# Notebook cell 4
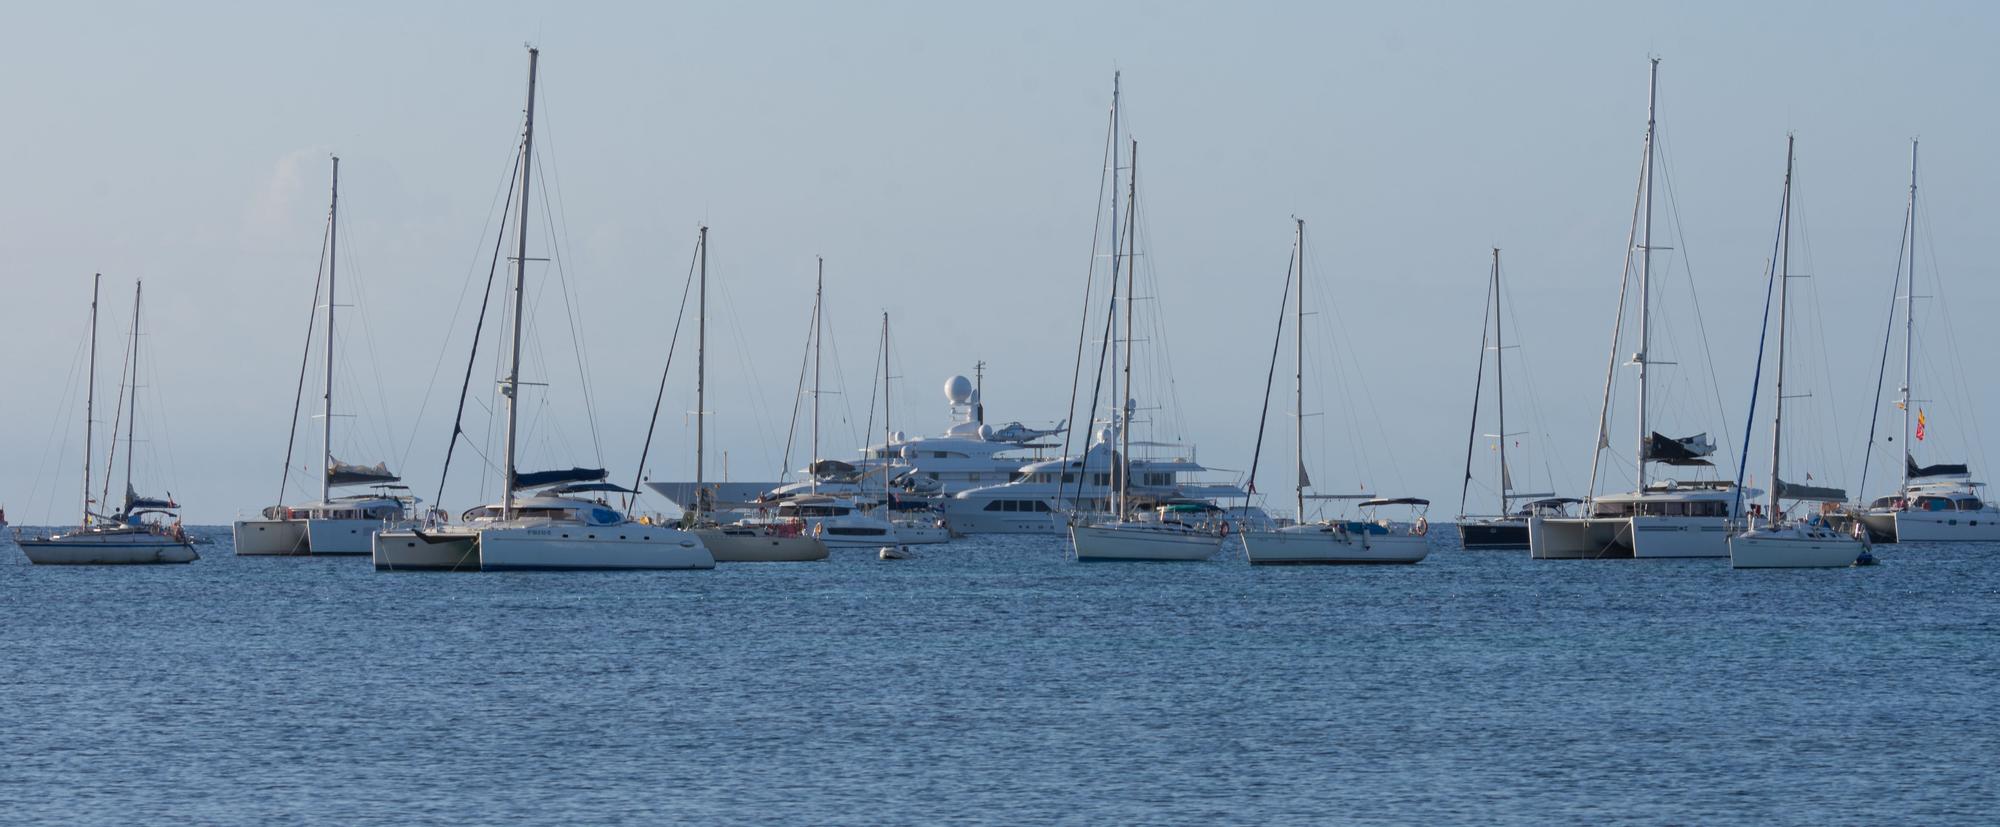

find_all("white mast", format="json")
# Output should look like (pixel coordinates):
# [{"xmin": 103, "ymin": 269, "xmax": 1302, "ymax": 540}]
[
  {"xmin": 1768, "ymin": 135, "xmax": 1795, "ymax": 526},
  {"xmin": 1294, "ymin": 218, "xmax": 1306, "ymax": 525},
  {"xmin": 1119, "ymin": 139, "xmax": 1137, "ymax": 520},
  {"xmin": 1492, "ymin": 247, "xmax": 1508, "ymax": 514},
  {"xmin": 882, "ymin": 312, "xmax": 892, "ymax": 510},
  {"xmin": 1900, "ymin": 139, "xmax": 1918, "ymax": 493},
  {"xmin": 122, "ymin": 281, "xmax": 142, "ymax": 516},
  {"xmin": 695, "ymin": 225, "xmax": 707, "ymax": 514},
  {"xmin": 1635, "ymin": 57, "xmax": 1660, "ymax": 491},
  {"xmin": 501, "ymin": 46, "xmax": 539, "ymax": 521},
  {"xmin": 811, "ymin": 259, "xmax": 823, "ymax": 496},
  {"xmin": 81, "ymin": 274, "xmax": 100, "ymax": 527},
  {"xmin": 321, "ymin": 155, "xmax": 339, "ymax": 506}
]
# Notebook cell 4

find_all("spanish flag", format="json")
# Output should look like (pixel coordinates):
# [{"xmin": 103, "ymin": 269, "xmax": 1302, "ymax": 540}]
[{"xmin": 1916, "ymin": 408, "xmax": 1928, "ymax": 441}]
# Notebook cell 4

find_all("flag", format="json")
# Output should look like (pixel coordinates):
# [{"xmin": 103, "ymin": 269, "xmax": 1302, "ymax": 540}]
[{"xmin": 1916, "ymin": 409, "xmax": 1928, "ymax": 441}]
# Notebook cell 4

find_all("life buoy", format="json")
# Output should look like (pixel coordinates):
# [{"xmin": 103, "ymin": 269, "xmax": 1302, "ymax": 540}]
[{"xmin": 1412, "ymin": 517, "xmax": 1429, "ymax": 537}]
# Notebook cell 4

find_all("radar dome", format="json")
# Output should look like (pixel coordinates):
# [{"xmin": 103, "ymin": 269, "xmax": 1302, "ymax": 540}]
[
  {"xmin": 944, "ymin": 375, "xmax": 974, "ymax": 404},
  {"xmin": 977, "ymin": 424, "xmax": 996, "ymax": 440}
]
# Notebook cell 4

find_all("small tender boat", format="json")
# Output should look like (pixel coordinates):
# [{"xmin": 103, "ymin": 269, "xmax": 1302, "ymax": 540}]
[{"xmin": 878, "ymin": 545, "xmax": 912, "ymax": 560}]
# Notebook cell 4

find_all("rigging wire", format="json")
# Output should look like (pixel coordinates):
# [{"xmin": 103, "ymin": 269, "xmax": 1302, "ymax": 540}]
[
  {"xmin": 432, "ymin": 145, "xmax": 523, "ymax": 513},
  {"xmin": 627, "ymin": 233, "xmax": 702, "ymax": 512}
]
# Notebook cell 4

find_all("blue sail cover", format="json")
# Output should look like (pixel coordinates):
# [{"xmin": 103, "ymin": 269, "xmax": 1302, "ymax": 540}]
[
  {"xmin": 125, "ymin": 484, "xmax": 178, "ymax": 510},
  {"xmin": 513, "ymin": 467, "xmax": 608, "ymax": 490},
  {"xmin": 328, "ymin": 458, "xmax": 400, "ymax": 487}
]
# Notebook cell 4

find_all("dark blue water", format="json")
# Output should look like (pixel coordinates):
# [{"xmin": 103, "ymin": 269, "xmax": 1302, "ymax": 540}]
[{"xmin": 2, "ymin": 529, "xmax": 1993, "ymax": 825}]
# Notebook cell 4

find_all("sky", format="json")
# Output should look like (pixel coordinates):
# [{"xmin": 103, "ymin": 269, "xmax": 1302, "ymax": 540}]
[{"xmin": 4, "ymin": 0, "xmax": 1999, "ymax": 524}]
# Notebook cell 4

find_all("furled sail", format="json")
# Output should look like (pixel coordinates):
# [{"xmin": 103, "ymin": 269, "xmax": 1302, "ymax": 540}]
[
  {"xmin": 512, "ymin": 467, "xmax": 607, "ymax": 490},
  {"xmin": 328, "ymin": 458, "xmax": 400, "ymax": 487},
  {"xmin": 1644, "ymin": 432, "xmax": 1716, "ymax": 466},
  {"xmin": 1907, "ymin": 453, "xmax": 1970, "ymax": 480},
  {"xmin": 124, "ymin": 483, "xmax": 179, "ymax": 511},
  {"xmin": 1775, "ymin": 477, "xmax": 1846, "ymax": 503}
]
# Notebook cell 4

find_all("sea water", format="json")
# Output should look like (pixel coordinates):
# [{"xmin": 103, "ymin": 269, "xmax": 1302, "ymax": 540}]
[{"xmin": 1, "ymin": 529, "xmax": 1992, "ymax": 824}]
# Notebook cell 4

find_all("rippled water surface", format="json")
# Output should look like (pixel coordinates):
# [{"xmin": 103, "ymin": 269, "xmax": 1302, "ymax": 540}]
[{"xmin": 2, "ymin": 529, "xmax": 1994, "ymax": 824}]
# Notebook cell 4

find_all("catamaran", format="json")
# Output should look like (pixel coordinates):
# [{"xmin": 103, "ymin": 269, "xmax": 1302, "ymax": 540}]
[
  {"xmin": 1727, "ymin": 136, "xmax": 1868, "ymax": 568},
  {"xmin": 1850, "ymin": 139, "xmax": 2000, "ymax": 543},
  {"xmin": 1238, "ymin": 219, "xmax": 1429, "ymax": 565},
  {"xmin": 371, "ymin": 47, "xmax": 711, "ymax": 572},
  {"xmin": 19, "ymin": 277, "xmax": 197, "ymax": 565},
  {"xmin": 234, "ymin": 157, "xmax": 415, "ymax": 556},
  {"xmin": 1528, "ymin": 59, "xmax": 1751, "ymax": 560}
]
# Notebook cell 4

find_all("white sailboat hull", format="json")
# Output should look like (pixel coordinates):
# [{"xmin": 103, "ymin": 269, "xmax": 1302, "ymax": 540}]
[
  {"xmin": 1069, "ymin": 523, "xmax": 1221, "ymax": 561},
  {"xmin": 476, "ymin": 525, "xmax": 715, "ymax": 571},
  {"xmin": 232, "ymin": 519, "xmax": 310, "ymax": 555},
  {"xmin": 1729, "ymin": 532, "xmax": 1865, "ymax": 569},
  {"xmin": 1241, "ymin": 526, "xmax": 1428, "ymax": 564},
  {"xmin": 1529, "ymin": 515, "xmax": 1731, "ymax": 559},
  {"xmin": 373, "ymin": 529, "xmax": 480, "ymax": 572},
  {"xmin": 1890, "ymin": 509, "xmax": 2000, "ymax": 543},
  {"xmin": 20, "ymin": 535, "xmax": 198, "ymax": 565},
  {"xmin": 891, "ymin": 523, "xmax": 952, "ymax": 545},
  {"xmin": 304, "ymin": 518, "xmax": 383, "ymax": 555},
  {"xmin": 694, "ymin": 528, "xmax": 829, "ymax": 562}
]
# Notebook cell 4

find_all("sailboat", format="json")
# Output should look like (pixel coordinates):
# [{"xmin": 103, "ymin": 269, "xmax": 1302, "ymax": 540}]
[
  {"xmin": 1852, "ymin": 139, "xmax": 2000, "ymax": 543},
  {"xmin": 1066, "ymin": 85, "xmax": 1223, "ymax": 562},
  {"xmin": 235, "ymin": 156, "xmax": 415, "ymax": 556},
  {"xmin": 738, "ymin": 260, "xmax": 897, "ymax": 549},
  {"xmin": 371, "ymin": 47, "xmax": 712, "ymax": 572},
  {"xmin": 1528, "ymin": 59, "xmax": 1751, "ymax": 560},
  {"xmin": 1728, "ymin": 136, "xmax": 1867, "ymax": 569},
  {"xmin": 1239, "ymin": 219, "xmax": 1429, "ymax": 565},
  {"xmin": 19, "ymin": 277, "xmax": 197, "ymax": 565},
  {"xmin": 677, "ymin": 226, "xmax": 828, "ymax": 562},
  {"xmin": 872, "ymin": 313, "xmax": 951, "ymax": 545},
  {"xmin": 1455, "ymin": 247, "xmax": 1576, "ymax": 549}
]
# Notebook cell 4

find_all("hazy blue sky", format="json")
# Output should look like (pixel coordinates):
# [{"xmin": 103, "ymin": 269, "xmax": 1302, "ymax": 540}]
[{"xmin": 5, "ymin": 1, "xmax": 1998, "ymax": 523}]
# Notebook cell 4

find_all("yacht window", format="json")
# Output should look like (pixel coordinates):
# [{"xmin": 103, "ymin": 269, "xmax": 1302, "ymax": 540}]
[
  {"xmin": 1060, "ymin": 473, "xmax": 1075, "ymax": 483},
  {"xmin": 1957, "ymin": 497, "xmax": 1984, "ymax": 511},
  {"xmin": 933, "ymin": 452, "xmax": 948, "ymax": 459},
  {"xmin": 1033, "ymin": 501, "xmax": 1052, "ymax": 513},
  {"xmin": 984, "ymin": 501, "xmax": 1006, "ymax": 512}
]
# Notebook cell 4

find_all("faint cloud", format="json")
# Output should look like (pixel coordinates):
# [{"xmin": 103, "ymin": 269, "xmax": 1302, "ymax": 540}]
[{"xmin": 242, "ymin": 147, "xmax": 326, "ymax": 240}]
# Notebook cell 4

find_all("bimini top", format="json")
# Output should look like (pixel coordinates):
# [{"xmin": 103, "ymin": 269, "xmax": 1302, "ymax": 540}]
[
  {"xmin": 329, "ymin": 458, "xmax": 400, "ymax": 487},
  {"xmin": 1359, "ymin": 497, "xmax": 1430, "ymax": 508},
  {"xmin": 513, "ymin": 467, "xmax": 607, "ymax": 490}
]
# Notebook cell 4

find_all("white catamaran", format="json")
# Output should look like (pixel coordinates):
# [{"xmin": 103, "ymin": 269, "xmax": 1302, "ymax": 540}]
[
  {"xmin": 235, "ymin": 156, "xmax": 416, "ymax": 556},
  {"xmin": 1528, "ymin": 59, "xmax": 1751, "ymax": 560},
  {"xmin": 19, "ymin": 276, "xmax": 197, "ymax": 565},
  {"xmin": 372, "ymin": 47, "xmax": 712, "ymax": 572}
]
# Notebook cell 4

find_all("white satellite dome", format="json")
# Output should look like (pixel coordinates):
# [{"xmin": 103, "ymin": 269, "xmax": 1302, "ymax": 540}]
[
  {"xmin": 891, "ymin": 430, "xmax": 906, "ymax": 443},
  {"xmin": 944, "ymin": 375, "xmax": 974, "ymax": 404},
  {"xmin": 977, "ymin": 424, "xmax": 996, "ymax": 440}
]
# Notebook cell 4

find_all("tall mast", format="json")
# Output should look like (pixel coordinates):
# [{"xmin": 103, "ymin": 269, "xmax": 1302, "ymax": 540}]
[
  {"xmin": 1106, "ymin": 71, "xmax": 1121, "ymax": 517},
  {"xmin": 1769, "ymin": 135, "xmax": 1795, "ymax": 526},
  {"xmin": 81, "ymin": 274, "xmax": 100, "ymax": 527},
  {"xmin": 1635, "ymin": 57, "xmax": 1660, "ymax": 491},
  {"xmin": 501, "ymin": 46, "xmax": 539, "ymax": 520},
  {"xmin": 1119, "ymin": 139, "xmax": 1137, "ymax": 520},
  {"xmin": 321, "ymin": 155, "xmax": 339, "ymax": 506},
  {"xmin": 811, "ymin": 258, "xmax": 823, "ymax": 495},
  {"xmin": 882, "ymin": 312, "xmax": 892, "ymax": 509},
  {"xmin": 1492, "ymin": 247, "xmax": 1508, "ymax": 513},
  {"xmin": 123, "ymin": 281, "xmax": 142, "ymax": 515},
  {"xmin": 1295, "ymin": 218, "xmax": 1306, "ymax": 524},
  {"xmin": 1901, "ymin": 139, "xmax": 1918, "ymax": 492},
  {"xmin": 694, "ymin": 225, "xmax": 707, "ymax": 511}
]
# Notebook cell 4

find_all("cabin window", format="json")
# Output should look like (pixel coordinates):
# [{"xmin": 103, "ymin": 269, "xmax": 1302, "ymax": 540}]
[{"xmin": 1957, "ymin": 498, "xmax": 1983, "ymax": 511}]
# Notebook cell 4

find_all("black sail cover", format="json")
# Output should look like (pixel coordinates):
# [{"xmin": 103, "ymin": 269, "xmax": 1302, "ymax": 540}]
[
  {"xmin": 1907, "ymin": 453, "xmax": 1970, "ymax": 479},
  {"xmin": 512, "ymin": 467, "xmax": 608, "ymax": 490},
  {"xmin": 1645, "ymin": 432, "xmax": 1716, "ymax": 467},
  {"xmin": 328, "ymin": 458, "xmax": 400, "ymax": 487},
  {"xmin": 1775, "ymin": 477, "xmax": 1846, "ymax": 503}
]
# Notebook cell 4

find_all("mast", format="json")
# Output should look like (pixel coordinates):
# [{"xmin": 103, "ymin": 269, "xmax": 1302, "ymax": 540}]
[
  {"xmin": 882, "ymin": 312, "xmax": 892, "ymax": 510},
  {"xmin": 811, "ymin": 258, "xmax": 822, "ymax": 495},
  {"xmin": 1768, "ymin": 135, "xmax": 1795, "ymax": 526},
  {"xmin": 1635, "ymin": 57, "xmax": 1660, "ymax": 491},
  {"xmin": 123, "ymin": 282, "xmax": 142, "ymax": 516},
  {"xmin": 81, "ymin": 274, "xmax": 100, "ymax": 527},
  {"xmin": 695, "ymin": 225, "xmax": 707, "ymax": 513},
  {"xmin": 501, "ymin": 46, "xmax": 538, "ymax": 521},
  {"xmin": 1105, "ymin": 71, "xmax": 1120, "ymax": 517},
  {"xmin": 321, "ymin": 155, "xmax": 339, "ymax": 506},
  {"xmin": 1119, "ymin": 139, "xmax": 1137, "ymax": 520},
  {"xmin": 1492, "ymin": 247, "xmax": 1508, "ymax": 514},
  {"xmin": 1901, "ymin": 139, "xmax": 1918, "ymax": 492},
  {"xmin": 1295, "ymin": 218, "xmax": 1306, "ymax": 524}
]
